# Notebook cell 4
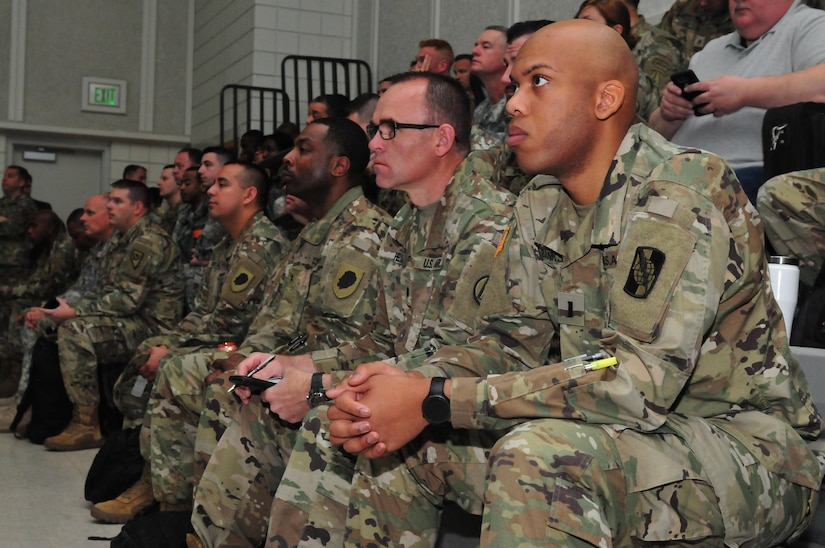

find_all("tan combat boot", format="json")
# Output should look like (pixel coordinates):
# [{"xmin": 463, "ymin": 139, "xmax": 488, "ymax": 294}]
[
  {"xmin": 43, "ymin": 404, "xmax": 103, "ymax": 451},
  {"xmin": 186, "ymin": 533, "xmax": 205, "ymax": 548},
  {"xmin": 91, "ymin": 464, "xmax": 155, "ymax": 523}
]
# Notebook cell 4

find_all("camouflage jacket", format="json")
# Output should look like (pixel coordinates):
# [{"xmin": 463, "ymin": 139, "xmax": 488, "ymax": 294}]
[
  {"xmin": 61, "ymin": 239, "xmax": 110, "ymax": 305},
  {"xmin": 658, "ymin": 0, "xmax": 733, "ymax": 61},
  {"xmin": 171, "ymin": 200, "xmax": 210, "ymax": 261},
  {"xmin": 238, "ymin": 186, "xmax": 389, "ymax": 356},
  {"xmin": 632, "ymin": 16, "xmax": 685, "ymax": 91},
  {"xmin": 1, "ymin": 230, "xmax": 78, "ymax": 302},
  {"xmin": 0, "ymin": 193, "xmax": 37, "ymax": 269},
  {"xmin": 473, "ymin": 95, "xmax": 509, "ymax": 143},
  {"xmin": 151, "ymin": 200, "xmax": 184, "ymax": 236},
  {"xmin": 141, "ymin": 211, "xmax": 289, "ymax": 350},
  {"xmin": 73, "ymin": 216, "xmax": 184, "ymax": 348},
  {"xmin": 314, "ymin": 158, "xmax": 515, "ymax": 375},
  {"xmin": 431, "ymin": 124, "xmax": 822, "ymax": 490}
]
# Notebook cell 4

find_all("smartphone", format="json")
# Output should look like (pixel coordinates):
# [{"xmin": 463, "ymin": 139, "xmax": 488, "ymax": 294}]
[
  {"xmin": 228, "ymin": 375, "xmax": 282, "ymax": 394},
  {"xmin": 43, "ymin": 297, "xmax": 60, "ymax": 309},
  {"xmin": 670, "ymin": 70, "xmax": 709, "ymax": 116}
]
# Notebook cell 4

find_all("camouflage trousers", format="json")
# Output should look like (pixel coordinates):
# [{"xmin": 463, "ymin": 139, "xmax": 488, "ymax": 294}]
[
  {"xmin": 267, "ymin": 407, "xmax": 494, "ymax": 548},
  {"xmin": 57, "ymin": 316, "xmax": 136, "ymax": 407},
  {"xmin": 146, "ymin": 351, "xmax": 237, "ymax": 505},
  {"xmin": 192, "ymin": 396, "xmax": 301, "ymax": 548},
  {"xmin": 757, "ymin": 169, "xmax": 825, "ymax": 287},
  {"xmin": 482, "ymin": 417, "xmax": 819, "ymax": 547}
]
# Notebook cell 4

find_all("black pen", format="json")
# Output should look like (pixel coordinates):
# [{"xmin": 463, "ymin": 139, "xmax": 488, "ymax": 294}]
[{"xmin": 228, "ymin": 354, "xmax": 276, "ymax": 394}]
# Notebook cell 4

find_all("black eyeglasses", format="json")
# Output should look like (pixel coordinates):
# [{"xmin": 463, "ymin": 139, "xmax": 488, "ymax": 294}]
[{"xmin": 366, "ymin": 121, "xmax": 440, "ymax": 140}]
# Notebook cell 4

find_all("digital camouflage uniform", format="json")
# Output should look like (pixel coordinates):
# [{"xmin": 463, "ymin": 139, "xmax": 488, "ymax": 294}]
[
  {"xmin": 757, "ymin": 168, "xmax": 825, "ymax": 287},
  {"xmin": 0, "ymin": 192, "xmax": 37, "ymax": 280},
  {"xmin": 256, "ymin": 160, "xmax": 515, "ymax": 548},
  {"xmin": 319, "ymin": 124, "xmax": 823, "ymax": 547},
  {"xmin": 472, "ymin": 95, "xmax": 508, "ymax": 143},
  {"xmin": 658, "ymin": 0, "xmax": 733, "ymax": 61},
  {"xmin": 172, "ymin": 200, "xmax": 218, "ymax": 309},
  {"xmin": 58, "ymin": 215, "xmax": 183, "ymax": 410},
  {"xmin": 152, "ymin": 186, "xmax": 388, "ymax": 515},
  {"xmin": 139, "ymin": 211, "xmax": 289, "ymax": 505},
  {"xmin": 16, "ymin": 239, "xmax": 110, "ymax": 401}
]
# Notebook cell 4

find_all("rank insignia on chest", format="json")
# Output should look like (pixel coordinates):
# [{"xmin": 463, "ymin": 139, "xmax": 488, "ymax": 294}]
[
  {"xmin": 230, "ymin": 267, "xmax": 255, "ymax": 293},
  {"xmin": 624, "ymin": 246, "xmax": 665, "ymax": 299},
  {"xmin": 130, "ymin": 250, "xmax": 145, "ymax": 269},
  {"xmin": 333, "ymin": 263, "xmax": 365, "ymax": 299},
  {"xmin": 534, "ymin": 242, "xmax": 564, "ymax": 265}
]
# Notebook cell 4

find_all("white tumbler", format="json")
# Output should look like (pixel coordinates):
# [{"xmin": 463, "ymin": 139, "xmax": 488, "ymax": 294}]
[{"xmin": 768, "ymin": 256, "xmax": 800, "ymax": 338}]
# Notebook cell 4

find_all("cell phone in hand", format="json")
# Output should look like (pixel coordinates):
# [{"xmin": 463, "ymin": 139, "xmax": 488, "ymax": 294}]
[
  {"xmin": 670, "ymin": 69, "xmax": 709, "ymax": 116},
  {"xmin": 228, "ymin": 375, "xmax": 282, "ymax": 395},
  {"xmin": 43, "ymin": 297, "xmax": 60, "ymax": 309}
]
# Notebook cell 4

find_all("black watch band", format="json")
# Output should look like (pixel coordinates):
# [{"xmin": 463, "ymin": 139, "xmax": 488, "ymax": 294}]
[
  {"xmin": 421, "ymin": 377, "xmax": 451, "ymax": 425},
  {"xmin": 307, "ymin": 372, "xmax": 331, "ymax": 408}
]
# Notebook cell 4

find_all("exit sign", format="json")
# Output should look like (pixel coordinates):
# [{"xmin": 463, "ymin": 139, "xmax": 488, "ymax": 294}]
[{"xmin": 82, "ymin": 77, "xmax": 127, "ymax": 114}]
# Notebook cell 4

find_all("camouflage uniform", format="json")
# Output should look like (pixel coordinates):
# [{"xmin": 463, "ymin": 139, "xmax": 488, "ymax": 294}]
[
  {"xmin": 151, "ymin": 200, "xmax": 184, "ymax": 236},
  {"xmin": 0, "ymin": 230, "xmax": 79, "ymax": 387},
  {"xmin": 0, "ymin": 193, "xmax": 37, "ymax": 280},
  {"xmin": 632, "ymin": 16, "xmax": 685, "ymax": 92},
  {"xmin": 57, "ymin": 215, "xmax": 183, "ymax": 409},
  {"xmin": 16, "ymin": 239, "xmax": 110, "ymax": 400},
  {"xmin": 152, "ymin": 186, "xmax": 388, "ymax": 514},
  {"xmin": 472, "ymin": 95, "xmax": 508, "ymax": 143},
  {"xmin": 757, "ymin": 168, "xmax": 825, "ymax": 287},
  {"xmin": 244, "ymin": 160, "xmax": 515, "ymax": 548},
  {"xmin": 318, "ymin": 124, "xmax": 822, "ymax": 547},
  {"xmin": 658, "ymin": 0, "xmax": 734, "ymax": 61},
  {"xmin": 114, "ymin": 211, "xmax": 288, "ymax": 422}
]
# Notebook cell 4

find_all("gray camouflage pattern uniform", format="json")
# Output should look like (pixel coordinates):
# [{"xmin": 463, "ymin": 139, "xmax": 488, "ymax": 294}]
[
  {"xmin": 58, "ymin": 216, "xmax": 183, "ymax": 409},
  {"xmin": 757, "ymin": 167, "xmax": 825, "ymax": 287},
  {"xmin": 151, "ymin": 186, "xmax": 388, "ymax": 514},
  {"xmin": 258, "ymin": 160, "xmax": 515, "ymax": 548},
  {"xmin": 472, "ymin": 95, "xmax": 508, "ymax": 143},
  {"xmin": 276, "ymin": 124, "xmax": 823, "ymax": 547}
]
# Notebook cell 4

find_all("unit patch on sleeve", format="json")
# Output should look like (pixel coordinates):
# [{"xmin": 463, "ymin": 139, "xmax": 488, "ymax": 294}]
[
  {"xmin": 130, "ymin": 249, "xmax": 145, "ymax": 269},
  {"xmin": 623, "ymin": 246, "xmax": 665, "ymax": 299},
  {"xmin": 333, "ymin": 263, "xmax": 365, "ymax": 299},
  {"xmin": 230, "ymin": 267, "xmax": 255, "ymax": 293}
]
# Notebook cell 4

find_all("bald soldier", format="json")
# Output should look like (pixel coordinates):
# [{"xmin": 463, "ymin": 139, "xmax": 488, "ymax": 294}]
[{"xmin": 283, "ymin": 20, "xmax": 823, "ymax": 547}]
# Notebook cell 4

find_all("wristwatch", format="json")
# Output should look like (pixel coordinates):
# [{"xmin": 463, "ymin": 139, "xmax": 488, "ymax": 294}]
[
  {"xmin": 421, "ymin": 377, "xmax": 450, "ymax": 425},
  {"xmin": 307, "ymin": 372, "xmax": 332, "ymax": 408}
]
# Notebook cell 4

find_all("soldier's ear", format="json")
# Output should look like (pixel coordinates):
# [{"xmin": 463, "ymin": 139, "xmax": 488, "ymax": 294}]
[
  {"xmin": 329, "ymin": 155, "xmax": 350, "ymax": 177},
  {"xmin": 242, "ymin": 185, "xmax": 257, "ymax": 206},
  {"xmin": 595, "ymin": 81, "xmax": 624, "ymax": 121},
  {"xmin": 434, "ymin": 124, "xmax": 456, "ymax": 157}
]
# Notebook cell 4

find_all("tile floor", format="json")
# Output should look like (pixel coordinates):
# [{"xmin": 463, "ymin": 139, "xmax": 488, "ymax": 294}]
[{"xmin": 0, "ymin": 432, "xmax": 121, "ymax": 547}]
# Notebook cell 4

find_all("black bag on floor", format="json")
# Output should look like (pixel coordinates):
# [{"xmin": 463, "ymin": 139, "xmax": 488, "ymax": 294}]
[
  {"xmin": 85, "ymin": 426, "xmax": 144, "ymax": 503},
  {"xmin": 790, "ymin": 266, "xmax": 825, "ymax": 348},
  {"xmin": 11, "ymin": 337, "xmax": 73, "ymax": 444},
  {"xmin": 108, "ymin": 511, "xmax": 193, "ymax": 548},
  {"xmin": 762, "ymin": 102, "xmax": 825, "ymax": 180}
]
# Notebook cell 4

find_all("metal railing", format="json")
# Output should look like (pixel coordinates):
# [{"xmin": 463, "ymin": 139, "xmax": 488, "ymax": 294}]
[{"xmin": 219, "ymin": 84, "xmax": 290, "ymax": 155}]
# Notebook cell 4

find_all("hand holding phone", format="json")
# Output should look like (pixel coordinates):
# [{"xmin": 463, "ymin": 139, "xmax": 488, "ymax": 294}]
[
  {"xmin": 228, "ymin": 374, "xmax": 282, "ymax": 395},
  {"xmin": 670, "ymin": 70, "xmax": 709, "ymax": 116}
]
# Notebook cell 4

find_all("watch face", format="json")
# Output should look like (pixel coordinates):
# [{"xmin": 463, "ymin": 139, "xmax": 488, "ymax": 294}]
[{"xmin": 422, "ymin": 395, "xmax": 450, "ymax": 424}]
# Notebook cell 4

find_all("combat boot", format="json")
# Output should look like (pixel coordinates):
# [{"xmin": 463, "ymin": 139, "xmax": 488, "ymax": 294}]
[
  {"xmin": 186, "ymin": 533, "xmax": 205, "ymax": 548},
  {"xmin": 43, "ymin": 404, "xmax": 103, "ymax": 451},
  {"xmin": 91, "ymin": 464, "xmax": 155, "ymax": 523}
]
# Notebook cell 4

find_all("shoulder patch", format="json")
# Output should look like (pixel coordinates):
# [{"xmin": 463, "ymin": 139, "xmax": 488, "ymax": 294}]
[
  {"xmin": 473, "ymin": 275, "xmax": 489, "ymax": 305},
  {"xmin": 623, "ymin": 246, "xmax": 665, "ymax": 299},
  {"xmin": 230, "ymin": 266, "xmax": 256, "ymax": 293},
  {"xmin": 333, "ymin": 263, "xmax": 365, "ymax": 299},
  {"xmin": 130, "ymin": 249, "xmax": 145, "ymax": 269}
]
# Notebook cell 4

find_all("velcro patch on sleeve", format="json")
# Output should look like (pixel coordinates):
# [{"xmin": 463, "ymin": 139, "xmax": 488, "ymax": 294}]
[
  {"xmin": 610, "ymin": 217, "xmax": 696, "ymax": 343},
  {"xmin": 448, "ymin": 242, "xmax": 496, "ymax": 328},
  {"xmin": 221, "ymin": 259, "xmax": 267, "ymax": 307}
]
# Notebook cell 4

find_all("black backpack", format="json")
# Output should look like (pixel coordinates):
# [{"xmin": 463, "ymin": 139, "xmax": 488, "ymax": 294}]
[
  {"xmin": 11, "ymin": 337, "xmax": 73, "ymax": 444},
  {"xmin": 85, "ymin": 426, "xmax": 144, "ymax": 504},
  {"xmin": 762, "ymin": 102, "xmax": 825, "ymax": 180}
]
